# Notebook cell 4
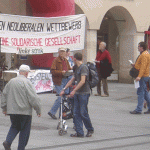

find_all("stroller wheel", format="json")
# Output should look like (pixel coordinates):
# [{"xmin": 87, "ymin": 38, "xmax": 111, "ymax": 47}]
[{"xmin": 58, "ymin": 129, "xmax": 63, "ymax": 136}]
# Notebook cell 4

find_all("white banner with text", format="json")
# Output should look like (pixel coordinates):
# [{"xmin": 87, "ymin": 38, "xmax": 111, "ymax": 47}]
[
  {"xmin": 0, "ymin": 14, "xmax": 86, "ymax": 54},
  {"xmin": 28, "ymin": 70, "xmax": 53, "ymax": 93}
]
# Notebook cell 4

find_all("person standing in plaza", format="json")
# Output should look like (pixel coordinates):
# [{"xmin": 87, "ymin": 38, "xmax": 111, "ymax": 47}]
[
  {"xmin": 66, "ymin": 48, "xmax": 74, "ymax": 69},
  {"xmin": 48, "ymin": 47, "xmax": 71, "ymax": 119},
  {"xmin": 95, "ymin": 42, "xmax": 112, "ymax": 97},
  {"xmin": 130, "ymin": 42, "xmax": 150, "ymax": 114},
  {"xmin": 60, "ymin": 52, "xmax": 94, "ymax": 137},
  {"xmin": 66, "ymin": 48, "xmax": 74, "ymax": 93},
  {"xmin": 1, "ymin": 64, "xmax": 41, "ymax": 150}
]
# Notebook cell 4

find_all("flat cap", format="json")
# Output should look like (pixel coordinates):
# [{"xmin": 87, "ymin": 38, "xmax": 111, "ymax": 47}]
[
  {"xmin": 19, "ymin": 64, "xmax": 30, "ymax": 72},
  {"xmin": 58, "ymin": 47, "xmax": 66, "ymax": 51}
]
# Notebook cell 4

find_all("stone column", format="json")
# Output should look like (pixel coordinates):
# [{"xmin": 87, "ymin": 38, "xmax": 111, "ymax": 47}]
[
  {"xmin": 85, "ymin": 29, "xmax": 97, "ymax": 63},
  {"xmin": 118, "ymin": 32, "xmax": 144, "ymax": 83}
]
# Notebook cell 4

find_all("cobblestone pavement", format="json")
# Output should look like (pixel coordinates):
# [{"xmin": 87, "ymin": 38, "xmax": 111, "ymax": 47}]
[{"xmin": 0, "ymin": 83, "xmax": 150, "ymax": 150}]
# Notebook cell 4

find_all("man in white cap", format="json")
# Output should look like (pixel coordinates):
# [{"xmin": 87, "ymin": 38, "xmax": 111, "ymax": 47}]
[
  {"xmin": 48, "ymin": 47, "xmax": 71, "ymax": 119},
  {"xmin": 1, "ymin": 64, "xmax": 41, "ymax": 150}
]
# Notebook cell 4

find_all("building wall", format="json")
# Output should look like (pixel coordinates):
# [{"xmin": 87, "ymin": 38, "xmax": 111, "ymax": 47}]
[
  {"xmin": 0, "ymin": 0, "xmax": 26, "ymax": 15},
  {"xmin": 75, "ymin": 0, "xmax": 149, "ymax": 83},
  {"xmin": 75, "ymin": 0, "xmax": 150, "ymax": 32},
  {"xmin": 0, "ymin": 0, "xmax": 27, "ymax": 69}
]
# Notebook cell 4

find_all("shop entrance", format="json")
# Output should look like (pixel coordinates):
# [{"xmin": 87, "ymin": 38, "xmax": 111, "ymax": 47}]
[{"xmin": 98, "ymin": 6, "xmax": 137, "ymax": 83}]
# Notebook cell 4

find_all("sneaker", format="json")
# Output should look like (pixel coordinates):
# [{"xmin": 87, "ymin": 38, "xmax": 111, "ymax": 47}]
[
  {"xmin": 48, "ymin": 112, "xmax": 57, "ymax": 119},
  {"xmin": 144, "ymin": 110, "xmax": 150, "ymax": 114},
  {"xmin": 86, "ymin": 130, "xmax": 94, "ymax": 137},
  {"xmin": 130, "ymin": 110, "xmax": 141, "ymax": 114},
  {"xmin": 3, "ymin": 141, "xmax": 11, "ymax": 150}
]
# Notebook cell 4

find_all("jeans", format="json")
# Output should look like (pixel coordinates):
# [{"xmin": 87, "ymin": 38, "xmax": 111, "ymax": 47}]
[
  {"xmin": 6, "ymin": 114, "xmax": 32, "ymax": 150},
  {"xmin": 135, "ymin": 77, "xmax": 150, "ymax": 112},
  {"xmin": 49, "ymin": 78, "xmax": 69, "ymax": 115},
  {"xmin": 74, "ymin": 94, "xmax": 94, "ymax": 136}
]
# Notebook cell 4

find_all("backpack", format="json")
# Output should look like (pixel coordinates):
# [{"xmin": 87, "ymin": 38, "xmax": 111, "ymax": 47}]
[
  {"xmin": 86, "ymin": 62, "xmax": 99, "ymax": 89},
  {"xmin": 129, "ymin": 55, "xmax": 140, "ymax": 78},
  {"xmin": 129, "ymin": 67, "xmax": 139, "ymax": 78}
]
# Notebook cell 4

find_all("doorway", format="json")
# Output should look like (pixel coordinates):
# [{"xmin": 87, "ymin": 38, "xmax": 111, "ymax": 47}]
[{"xmin": 98, "ymin": 6, "xmax": 137, "ymax": 83}]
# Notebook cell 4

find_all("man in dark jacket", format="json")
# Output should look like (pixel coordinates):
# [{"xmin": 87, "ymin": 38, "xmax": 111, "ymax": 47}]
[
  {"xmin": 95, "ymin": 42, "xmax": 113, "ymax": 97},
  {"xmin": 48, "ymin": 47, "xmax": 71, "ymax": 119}
]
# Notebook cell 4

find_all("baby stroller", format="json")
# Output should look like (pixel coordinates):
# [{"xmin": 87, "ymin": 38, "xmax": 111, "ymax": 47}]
[
  {"xmin": 57, "ymin": 70, "xmax": 76, "ymax": 136},
  {"xmin": 57, "ymin": 94, "xmax": 73, "ymax": 136}
]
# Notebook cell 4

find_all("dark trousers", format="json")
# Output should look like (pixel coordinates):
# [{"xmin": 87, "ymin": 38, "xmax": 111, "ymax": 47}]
[
  {"xmin": 6, "ymin": 114, "xmax": 32, "ymax": 150},
  {"xmin": 97, "ymin": 69, "xmax": 109, "ymax": 96}
]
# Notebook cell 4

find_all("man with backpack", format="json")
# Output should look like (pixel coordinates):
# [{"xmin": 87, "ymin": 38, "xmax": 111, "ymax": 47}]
[{"xmin": 60, "ymin": 52, "xmax": 94, "ymax": 137}]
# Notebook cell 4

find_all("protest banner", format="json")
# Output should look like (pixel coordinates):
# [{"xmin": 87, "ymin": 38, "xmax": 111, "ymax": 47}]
[
  {"xmin": 28, "ymin": 70, "xmax": 53, "ymax": 93},
  {"xmin": 0, "ymin": 14, "xmax": 86, "ymax": 54}
]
